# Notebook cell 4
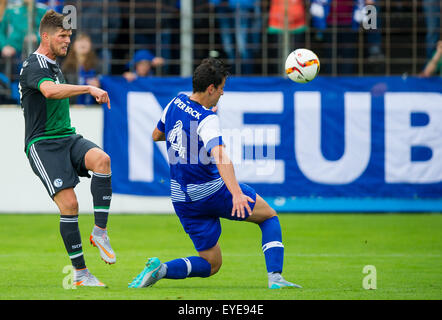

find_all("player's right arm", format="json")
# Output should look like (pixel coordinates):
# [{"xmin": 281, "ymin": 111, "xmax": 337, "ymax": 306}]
[
  {"xmin": 211, "ymin": 145, "xmax": 254, "ymax": 219},
  {"xmin": 153, "ymin": 99, "xmax": 172, "ymax": 142},
  {"xmin": 39, "ymin": 81, "xmax": 111, "ymax": 109},
  {"xmin": 152, "ymin": 127, "xmax": 165, "ymax": 141}
]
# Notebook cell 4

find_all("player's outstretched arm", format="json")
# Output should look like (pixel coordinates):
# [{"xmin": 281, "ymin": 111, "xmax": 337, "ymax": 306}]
[
  {"xmin": 39, "ymin": 81, "xmax": 111, "ymax": 109},
  {"xmin": 211, "ymin": 145, "xmax": 254, "ymax": 219}
]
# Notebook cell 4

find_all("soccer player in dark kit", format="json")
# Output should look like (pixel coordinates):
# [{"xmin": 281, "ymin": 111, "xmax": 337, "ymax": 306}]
[{"xmin": 19, "ymin": 10, "xmax": 115, "ymax": 287}]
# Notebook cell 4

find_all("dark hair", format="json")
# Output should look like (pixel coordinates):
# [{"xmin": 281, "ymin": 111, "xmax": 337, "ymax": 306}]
[
  {"xmin": 39, "ymin": 10, "xmax": 69, "ymax": 35},
  {"xmin": 192, "ymin": 58, "xmax": 230, "ymax": 93}
]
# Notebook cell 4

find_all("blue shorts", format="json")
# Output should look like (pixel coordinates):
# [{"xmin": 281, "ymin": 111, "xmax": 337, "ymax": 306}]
[{"xmin": 172, "ymin": 183, "xmax": 257, "ymax": 252}]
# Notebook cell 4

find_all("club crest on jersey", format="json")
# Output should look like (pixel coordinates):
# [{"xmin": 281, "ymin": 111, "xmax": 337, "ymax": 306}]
[
  {"xmin": 174, "ymin": 97, "xmax": 201, "ymax": 119},
  {"xmin": 54, "ymin": 178, "xmax": 63, "ymax": 188}
]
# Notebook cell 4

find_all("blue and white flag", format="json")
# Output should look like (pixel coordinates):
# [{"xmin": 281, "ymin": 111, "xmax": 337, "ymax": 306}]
[{"xmin": 100, "ymin": 76, "xmax": 442, "ymax": 211}]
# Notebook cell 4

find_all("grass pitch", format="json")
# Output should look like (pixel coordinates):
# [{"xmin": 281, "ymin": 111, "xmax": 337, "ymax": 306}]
[{"xmin": 0, "ymin": 213, "xmax": 441, "ymax": 300}]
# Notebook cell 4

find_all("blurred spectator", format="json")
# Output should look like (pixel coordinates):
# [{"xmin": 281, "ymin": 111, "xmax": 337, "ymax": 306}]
[
  {"xmin": 311, "ymin": 0, "xmax": 362, "ymax": 75},
  {"xmin": 328, "ymin": 0, "xmax": 358, "ymax": 75},
  {"xmin": 76, "ymin": 0, "xmax": 121, "ymax": 75},
  {"xmin": 209, "ymin": 0, "xmax": 262, "ymax": 74},
  {"xmin": 0, "ymin": 0, "xmax": 47, "ymax": 80},
  {"xmin": 268, "ymin": 0, "xmax": 306, "ymax": 74},
  {"xmin": 423, "ymin": 0, "xmax": 441, "ymax": 60},
  {"xmin": 0, "ymin": 0, "xmax": 6, "ymax": 21},
  {"xmin": 420, "ymin": 40, "xmax": 442, "ymax": 77},
  {"xmin": 311, "ymin": 0, "xmax": 383, "ymax": 73},
  {"xmin": 36, "ymin": 0, "xmax": 63, "ymax": 13},
  {"xmin": 268, "ymin": 0, "xmax": 306, "ymax": 33},
  {"xmin": 310, "ymin": 0, "xmax": 330, "ymax": 41},
  {"xmin": 133, "ymin": 0, "xmax": 178, "ymax": 75},
  {"xmin": 122, "ymin": 49, "xmax": 165, "ymax": 82},
  {"xmin": 62, "ymin": 33, "xmax": 100, "ymax": 105},
  {"xmin": 0, "ymin": 71, "xmax": 17, "ymax": 104}
]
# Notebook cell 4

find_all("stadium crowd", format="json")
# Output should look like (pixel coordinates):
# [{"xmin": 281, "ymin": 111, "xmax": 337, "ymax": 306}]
[{"xmin": 0, "ymin": 0, "xmax": 440, "ymax": 104}]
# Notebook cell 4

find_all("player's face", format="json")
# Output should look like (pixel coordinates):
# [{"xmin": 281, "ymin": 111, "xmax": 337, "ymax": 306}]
[
  {"xmin": 49, "ymin": 29, "xmax": 72, "ymax": 57},
  {"xmin": 210, "ymin": 77, "xmax": 226, "ymax": 107}
]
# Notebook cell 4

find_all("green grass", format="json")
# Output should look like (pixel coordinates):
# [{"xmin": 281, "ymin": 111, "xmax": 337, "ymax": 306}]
[{"xmin": 0, "ymin": 213, "xmax": 441, "ymax": 300}]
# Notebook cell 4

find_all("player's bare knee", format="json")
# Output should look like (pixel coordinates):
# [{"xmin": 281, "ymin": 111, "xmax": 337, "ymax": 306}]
[
  {"xmin": 202, "ymin": 255, "xmax": 222, "ymax": 276},
  {"xmin": 210, "ymin": 260, "xmax": 222, "ymax": 276},
  {"xmin": 62, "ymin": 198, "xmax": 79, "ymax": 214},
  {"xmin": 94, "ymin": 152, "xmax": 111, "ymax": 173},
  {"xmin": 268, "ymin": 207, "xmax": 277, "ymax": 219}
]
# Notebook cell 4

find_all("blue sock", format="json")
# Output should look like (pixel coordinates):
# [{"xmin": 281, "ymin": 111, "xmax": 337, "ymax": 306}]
[
  {"xmin": 259, "ymin": 216, "xmax": 284, "ymax": 273},
  {"xmin": 164, "ymin": 256, "xmax": 211, "ymax": 279}
]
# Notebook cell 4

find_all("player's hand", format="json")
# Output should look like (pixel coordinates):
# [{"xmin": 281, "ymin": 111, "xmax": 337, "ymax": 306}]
[
  {"xmin": 212, "ymin": 105, "xmax": 218, "ymax": 113},
  {"xmin": 231, "ymin": 193, "xmax": 255, "ymax": 219},
  {"xmin": 89, "ymin": 86, "xmax": 111, "ymax": 109}
]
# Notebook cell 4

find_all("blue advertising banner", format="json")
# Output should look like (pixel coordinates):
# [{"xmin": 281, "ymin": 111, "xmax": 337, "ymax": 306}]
[{"xmin": 100, "ymin": 76, "xmax": 442, "ymax": 212}]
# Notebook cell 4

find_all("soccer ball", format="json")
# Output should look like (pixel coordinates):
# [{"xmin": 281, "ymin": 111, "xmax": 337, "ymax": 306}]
[{"xmin": 285, "ymin": 49, "xmax": 320, "ymax": 83}]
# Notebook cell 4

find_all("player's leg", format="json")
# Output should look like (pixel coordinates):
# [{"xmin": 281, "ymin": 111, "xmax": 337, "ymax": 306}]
[
  {"xmin": 198, "ymin": 242, "xmax": 222, "ymax": 276},
  {"xmin": 71, "ymin": 138, "xmax": 115, "ymax": 265},
  {"xmin": 84, "ymin": 147, "xmax": 112, "ymax": 231},
  {"xmin": 129, "ymin": 207, "xmax": 219, "ymax": 288},
  {"xmin": 54, "ymin": 188, "xmax": 84, "ymax": 270},
  {"xmin": 159, "ymin": 206, "xmax": 221, "ymax": 279},
  {"xmin": 246, "ymin": 194, "xmax": 301, "ymax": 289},
  {"xmin": 29, "ymin": 141, "xmax": 83, "ymax": 268},
  {"xmin": 54, "ymin": 188, "xmax": 105, "ymax": 287},
  {"xmin": 128, "ymin": 245, "xmax": 217, "ymax": 289},
  {"xmin": 28, "ymin": 138, "xmax": 105, "ymax": 286},
  {"xmin": 161, "ymin": 243, "xmax": 221, "ymax": 279}
]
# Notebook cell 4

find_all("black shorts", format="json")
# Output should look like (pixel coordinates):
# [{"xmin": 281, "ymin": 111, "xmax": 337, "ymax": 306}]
[{"xmin": 27, "ymin": 134, "xmax": 100, "ymax": 199}]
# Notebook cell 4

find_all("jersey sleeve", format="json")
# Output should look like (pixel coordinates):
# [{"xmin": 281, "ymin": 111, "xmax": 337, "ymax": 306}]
[
  {"xmin": 24, "ymin": 59, "xmax": 55, "ymax": 91},
  {"xmin": 197, "ymin": 114, "xmax": 224, "ymax": 154},
  {"xmin": 156, "ymin": 99, "xmax": 173, "ymax": 132}
]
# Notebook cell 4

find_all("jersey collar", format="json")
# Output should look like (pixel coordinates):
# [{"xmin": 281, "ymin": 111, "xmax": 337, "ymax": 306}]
[
  {"xmin": 33, "ymin": 51, "xmax": 57, "ymax": 65},
  {"xmin": 189, "ymin": 96, "xmax": 211, "ymax": 111}
]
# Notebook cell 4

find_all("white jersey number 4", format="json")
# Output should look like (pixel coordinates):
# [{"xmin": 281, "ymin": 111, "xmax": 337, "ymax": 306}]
[{"xmin": 168, "ymin": 120, "xmax": 186, "ymax": 159}]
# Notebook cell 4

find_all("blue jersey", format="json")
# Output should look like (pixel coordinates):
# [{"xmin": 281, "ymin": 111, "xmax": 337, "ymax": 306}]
[{"xmin": 157, "ymin": 93, "xmax": 225, "ymax": 203}]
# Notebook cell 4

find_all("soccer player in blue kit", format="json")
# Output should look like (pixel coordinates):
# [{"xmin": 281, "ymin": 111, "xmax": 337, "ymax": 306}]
[{"xmin": 129, "ymin": 58, "xmax": 301, "ymax": 289}]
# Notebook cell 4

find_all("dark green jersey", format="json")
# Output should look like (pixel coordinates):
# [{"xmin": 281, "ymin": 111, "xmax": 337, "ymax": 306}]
[{"xmin": 19, "ymin": 52, "xmax": 76, "ymax": 155}]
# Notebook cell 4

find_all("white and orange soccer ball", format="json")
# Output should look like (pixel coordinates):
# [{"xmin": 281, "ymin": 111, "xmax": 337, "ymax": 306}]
[{"xmin": 285, "ymin": 49, "xmax": 320, "ymax": 83}]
